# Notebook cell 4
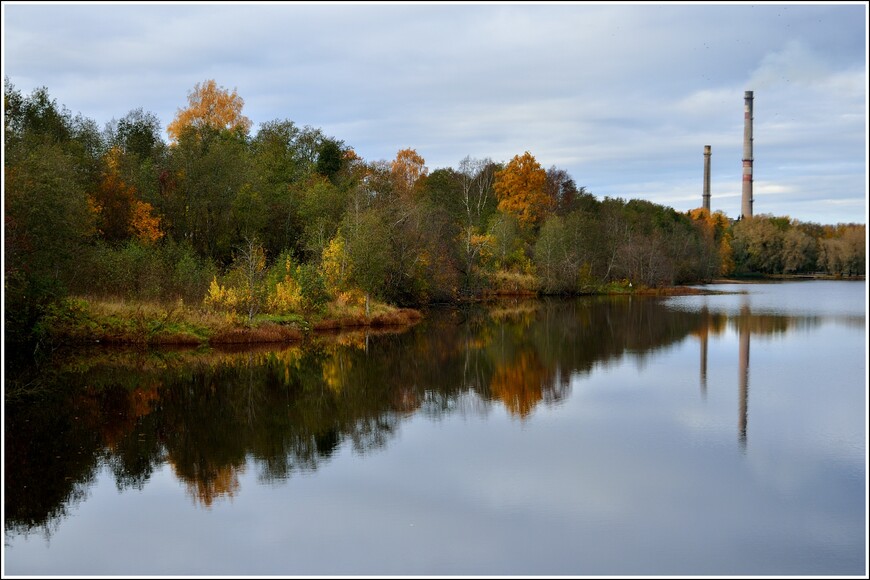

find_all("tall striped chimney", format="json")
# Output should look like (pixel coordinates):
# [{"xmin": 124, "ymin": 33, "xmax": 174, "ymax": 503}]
[
  {"xmin": 702, "ymin": 145, "xmax": 711, "ymax": 212},
  {"xmin": 741, "ymin": 90, "xmax": 754, "ymax": 219}
]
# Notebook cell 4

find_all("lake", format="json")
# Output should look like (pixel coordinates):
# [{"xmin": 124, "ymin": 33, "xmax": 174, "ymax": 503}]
[{"xmin": 3, "ymin": 280, "xmax": 867, "ymax": 576}]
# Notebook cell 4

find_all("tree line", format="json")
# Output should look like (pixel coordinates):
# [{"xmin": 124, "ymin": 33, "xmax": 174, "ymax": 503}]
[{"xmin": 4, "ymin": 79, "xmax": 866, "ymax": 342}]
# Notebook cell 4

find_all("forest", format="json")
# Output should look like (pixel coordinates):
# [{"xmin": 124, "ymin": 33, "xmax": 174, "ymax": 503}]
[{"xmin": 4, "ymin": 79, "xmax": 866, "ymax": 344}]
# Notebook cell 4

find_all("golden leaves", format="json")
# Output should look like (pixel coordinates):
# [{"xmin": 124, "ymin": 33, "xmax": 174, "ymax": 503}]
[
  {"xmin": 493, "ymin": 151, "xmax": 551, "ymax": 227},
  {"xmin": 390, "ymin": 147, "xmax": 428, "ymax": 198},
  {"xmin": 166, "ymin": 79, "xmax": 252, "ymax": 143},
  {"xmin": 268, "ymin": 256, "xmax": 305, "ymax": 314},
  {"xmin": 320, "ymin": 234, "xmax": 352, "ymax": 299}
]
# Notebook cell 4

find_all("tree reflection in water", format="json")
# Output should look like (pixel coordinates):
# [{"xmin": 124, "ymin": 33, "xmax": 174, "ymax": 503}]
[{"xmin": 4, "ymin": 296, "xmax": 826, "ymax": 536}]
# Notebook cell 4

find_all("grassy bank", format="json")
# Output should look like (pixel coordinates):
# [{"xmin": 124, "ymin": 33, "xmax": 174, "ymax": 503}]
[
  {"xmin": 36, "ymin": 296, "xmax": 422, "ymax": 347},
  {"xmin": 34, "ymin": 280, "xmax": 734, "ymax": 348}
]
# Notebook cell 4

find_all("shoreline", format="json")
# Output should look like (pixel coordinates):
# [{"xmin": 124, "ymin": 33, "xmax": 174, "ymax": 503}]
[
  {"xmin": 34, "ymin": 275, "xmax": 863, "ymax": 349},
  {"xmin": 35, "ymin": 297, "xmax": 424, "ymax": 348}
]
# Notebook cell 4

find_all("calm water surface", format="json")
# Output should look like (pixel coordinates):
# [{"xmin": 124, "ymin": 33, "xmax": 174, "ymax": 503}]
[{"xmin": 4, "ymin": 281, "xmax": 867, "ymax": 575}]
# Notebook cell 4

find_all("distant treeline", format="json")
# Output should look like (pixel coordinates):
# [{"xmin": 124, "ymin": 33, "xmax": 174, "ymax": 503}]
[{"xmin": 4, "ymin": 79, "xmax": 865, "ymax": 342}]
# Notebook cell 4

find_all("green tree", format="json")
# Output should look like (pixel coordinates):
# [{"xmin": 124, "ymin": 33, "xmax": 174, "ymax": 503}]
[
  {"xmin": 168, "ymin": 126, "xmax": 252, "ymax": 262},
  {"xmin": 732, "ymin": 216, "xmax": 785, "ymax": 274},
  {"xmin": 110, "ymin": 108, "xmax": 164, "ymax": 162},
  {"xmin": 534, "ymin": 215, "xmax": 572, "ymax": 293},
  {"xmin": 781, "ymin": 227, "xmax": 817, "ymax": 274},
  {"xmin": 315, "ymin": 138, "xmax": 345, "ymax": 182},
  {"xmin": 298, "ymin": 175, "xmax": 350, "ymax": 261},
  {"xmin": 103, "ymin": 108, "xmax": 167, "ymax": 213},
  {"xmin": 344, "ymin": 208, "xmax": 390, "ymax": 316},
  {"xmin": 487, "ymin": 211, "xmax": 524, "ymax": 271},
  {"xmin": 4, "ymin": 82, "xmax": 97, "ymax": 340}
]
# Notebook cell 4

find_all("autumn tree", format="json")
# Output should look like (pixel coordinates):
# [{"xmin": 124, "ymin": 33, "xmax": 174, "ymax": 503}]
[
  {"xmin": 493, "ymin": 151, "xmax": 551, "ymax": 228},
  {"xmin": 166, "ymin": 80, "xmax": 252, "ymax": 142},
  {"xmin": 235, "ymin": 237, "xmax": 268, "ymax": 321},
  {"xmin": 205, "ymin": 238, "xmax": 268, "ymax": 321},
  {"xmin": 687, "ymin": 207, "xmax": 733, "ymax": 280},
  {"xmin": 320, "ymin": 212, "xmax": 389, "ymax": 317},
  {"xmin": 92, "ymin": 147, "xmax": 136, "ymax": 241},
  {"xmin": 320, "ymin": 233, "xmax": 353, "ymax": 300},
  {"xmin": 390, "ymin": 148, "xmax": 428, "ymax": 199},
  {"xmin": 103, "ymin": 108, "xmax": 167, "ymax": 214}
]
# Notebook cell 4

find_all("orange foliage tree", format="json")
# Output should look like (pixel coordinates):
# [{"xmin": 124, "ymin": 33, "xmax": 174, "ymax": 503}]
[
  {"xmin": 493, "ymin": 151, "xmax": 551, "ymax": 228},
  {"xmin": 166, "ymin": 79, "xmax": 252, "ymax": 142},
  {"xmin": 130, "ymin": 200, "xmax": 164, "ymax": 245},
  {"xmin": 91, "ymin": 171, "xmax": 135, "ymax": 241},
  {"xmin": 390, "ymin": 148, "xmax": 428, "ymax": 198},
  {"xmin": 688, "ymin": 207, "xmax": 734, "ymax": 276},
  {"xmin": 91, "ymin": 146, "xmax": 162, "ymax": 244}
]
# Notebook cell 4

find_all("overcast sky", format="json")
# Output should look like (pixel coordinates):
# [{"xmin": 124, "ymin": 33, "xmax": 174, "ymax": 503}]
[{"xmin": 2, "ymin": 2, "xmax": 867, "ymax": 225}]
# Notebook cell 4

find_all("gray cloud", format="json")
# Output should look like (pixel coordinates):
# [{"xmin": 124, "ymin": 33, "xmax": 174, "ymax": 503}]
[{"xmin": 3, "ymin": 2, "xmax": 866, "ymax": 225}]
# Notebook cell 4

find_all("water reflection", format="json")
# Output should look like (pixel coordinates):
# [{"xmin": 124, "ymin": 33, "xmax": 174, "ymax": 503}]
[
  {"xmin": 3, "ymin": 294, "xmax": 855, "ymax": 539},
  {"xmin": 739, "ymin": 310, "xmax": 750, "ymax": 450},
  {"xmin": 691, "ymin": 298, "xmax": 836, "ymax": 450}
]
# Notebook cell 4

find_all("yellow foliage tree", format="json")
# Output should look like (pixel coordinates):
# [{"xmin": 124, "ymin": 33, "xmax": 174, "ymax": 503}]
[
  {"xmin": 493, "ymin": 151, "xmax": 551, "ymax": 228},
  {"xmin": 268, "ymin": 255, "xmax": 304, "ymax": 313},
  {"xmin": 166, "ymin": 80, "xmax": 252, "ymax": 142},
  {"xmin": 719, "ymin": 235, "xmax": 735, "ymax": 276},
  {"xmin": 204, "ymin": 276, "xmax": 241, "ymax": 311},
  {"xmin": 320, "ymin": 233, "xmax": 352, "ymax": 298}
]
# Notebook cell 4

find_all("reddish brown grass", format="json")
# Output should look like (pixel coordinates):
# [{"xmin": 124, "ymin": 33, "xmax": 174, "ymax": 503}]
[
  {"xmin": 311, "ymin": 307, "xmax": 422, "ymax": 331},
  {"xmin": 210, "ymin": 323, "xmax": 303, "ymax": 344}
]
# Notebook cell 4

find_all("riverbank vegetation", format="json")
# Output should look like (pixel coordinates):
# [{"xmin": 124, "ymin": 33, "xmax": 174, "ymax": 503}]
[
  {"xmin": 31, "ymin": 295, "xmax": 422, "ymax": 347},
  {"xmin": 5, "ymin": 79, "xmax": 865, "ymax": 345}
]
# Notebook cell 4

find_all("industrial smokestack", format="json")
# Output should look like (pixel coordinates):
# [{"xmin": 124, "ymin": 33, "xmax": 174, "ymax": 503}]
[
  {"xmin": 741, "ymin": 91, "xmax": 754, "ymax": 219},
  {"xmin": 703, "ymin": 145, "xmax": 711, "ymax": 212}
]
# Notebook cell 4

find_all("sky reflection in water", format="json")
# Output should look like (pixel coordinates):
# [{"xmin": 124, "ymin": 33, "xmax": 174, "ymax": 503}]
[{"xmin": 4, "ymin": 281, "xmax": 866, "ymax": 576}]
